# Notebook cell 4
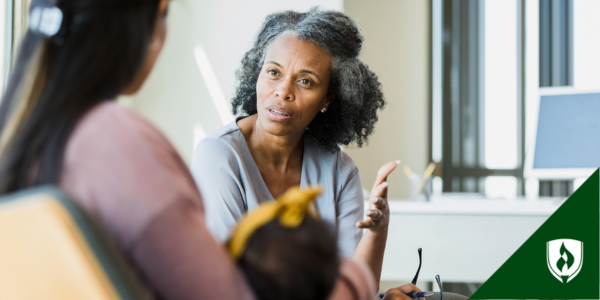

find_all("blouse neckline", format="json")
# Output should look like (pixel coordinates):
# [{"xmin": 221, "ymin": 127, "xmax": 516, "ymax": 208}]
[{"xmin": 232, "ymin": 116, "xmax": 308, "ymax": 201}]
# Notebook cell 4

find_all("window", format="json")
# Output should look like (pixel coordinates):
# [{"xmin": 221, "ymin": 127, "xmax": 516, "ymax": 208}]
[
  {"xmin": 433, "ymin": 0, "xmax": 587, "ymax": 198},
  {"xmin": 434, "ymin": 0, "xmax": 525, "ymax": 198},
  {"xmin": 1, "ymin": 1, "xmax": 7, "ymax": 92},
  {"xmin": 2, "ymin": 0, "xmax": 32, "ymax": 94}
]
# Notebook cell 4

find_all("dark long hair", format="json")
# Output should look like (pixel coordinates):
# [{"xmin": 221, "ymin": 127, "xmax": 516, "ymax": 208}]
[{"xmin": 0, "ymin": 0, "xmax": 161, "ymax": 193}]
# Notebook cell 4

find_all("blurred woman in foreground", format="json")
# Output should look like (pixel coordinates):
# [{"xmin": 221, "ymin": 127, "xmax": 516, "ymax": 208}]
[{"xmin": 0, "ymin": 0, "xmax": 377, "ymax": 299}]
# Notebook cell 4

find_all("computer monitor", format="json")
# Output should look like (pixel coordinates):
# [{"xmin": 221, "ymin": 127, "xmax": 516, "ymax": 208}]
[{"xmin": 524, "ymin": 88, "xmax": 600, "ymax": 180}]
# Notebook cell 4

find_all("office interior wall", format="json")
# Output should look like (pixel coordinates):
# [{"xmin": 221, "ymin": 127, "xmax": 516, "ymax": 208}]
[
  {"xmin": 343, "ymin": 0, "xmax": 431, "ymax": 198},
  {"xmin": 120, "ymin": 0, "xmax": 342, "ymax": 163}
]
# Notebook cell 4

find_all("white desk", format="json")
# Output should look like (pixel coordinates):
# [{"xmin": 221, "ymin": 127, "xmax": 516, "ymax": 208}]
[{"xmin": 373, "ymin": 196, "xmax": 564, "ymax": 283}]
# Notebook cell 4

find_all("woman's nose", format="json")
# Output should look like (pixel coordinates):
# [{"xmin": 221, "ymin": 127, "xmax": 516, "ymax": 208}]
[{"xmin": 274, "ymin": 80, "xmax": 295, "ymax": 101}]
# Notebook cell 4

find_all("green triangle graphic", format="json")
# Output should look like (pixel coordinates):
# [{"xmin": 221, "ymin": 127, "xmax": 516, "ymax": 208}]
[{"xmin": 470, "ymin": 169, "xmax": 599, "ymax": 299}]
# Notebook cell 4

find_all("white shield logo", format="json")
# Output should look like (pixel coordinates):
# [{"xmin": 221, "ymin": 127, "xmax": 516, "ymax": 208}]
[{"xmin": 546, "ymin": 239, "xmax": 583, "ymax": 283}]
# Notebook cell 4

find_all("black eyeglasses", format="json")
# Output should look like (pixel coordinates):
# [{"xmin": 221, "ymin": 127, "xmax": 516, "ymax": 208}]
[{"xmin": 412, "ymin": 248, "xmax": 443, "ymax": 300}]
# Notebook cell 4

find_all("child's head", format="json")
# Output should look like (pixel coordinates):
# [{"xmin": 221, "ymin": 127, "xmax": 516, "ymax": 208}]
[{"xmin": 228, "ymin": 187, "xmax": 340, "ymax": 300}]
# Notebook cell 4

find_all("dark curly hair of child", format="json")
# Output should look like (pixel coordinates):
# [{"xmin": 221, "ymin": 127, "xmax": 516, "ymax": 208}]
[{"xmin": 236, "ymin": 216, "xmax": 340, "ymax": 300}]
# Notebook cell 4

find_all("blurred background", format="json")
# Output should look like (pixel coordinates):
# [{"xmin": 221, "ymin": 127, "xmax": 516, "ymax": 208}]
[{"xmin": 2, "ymin": 0, "xmax": 599, "ymax": 297}]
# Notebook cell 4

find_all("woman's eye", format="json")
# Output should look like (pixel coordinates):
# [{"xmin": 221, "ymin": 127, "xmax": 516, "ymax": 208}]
[
  {"xmin": 267, "ymin": 70, "xmax": 278, "ymax": 76},
  {"xmin": 299, "ymin": 79, "xmax": 312, "ymax": 86}
]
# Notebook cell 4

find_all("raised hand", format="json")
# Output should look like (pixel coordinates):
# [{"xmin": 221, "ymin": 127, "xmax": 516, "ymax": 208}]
[{"xmin": 356, "ymin": 160, "xmax": 399, "ymax": 232}]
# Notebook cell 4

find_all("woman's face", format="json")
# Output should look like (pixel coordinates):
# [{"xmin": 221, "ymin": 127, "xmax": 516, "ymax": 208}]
[
  {"xmin": 255, "ymin": 34, "xmax": 333, "ymax": 138},
  {"xmin": 123, "ymin": 0, "xmax": 169, "ymax": 95}
]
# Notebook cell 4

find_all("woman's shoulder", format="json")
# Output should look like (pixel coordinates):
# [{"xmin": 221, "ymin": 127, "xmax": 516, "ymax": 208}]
[
  {"xmin": 336, "ymin": 148, "xmax": 359, "ymax": 177},
  {"xmin": 65, "ymin": 101, "xmax": 191, "ymax": 172},
  {"xmin": 61, "ymin": 101, "xmax": 202, "ymax": 248},
  {"xmin": 305, "ymin": 135, "xmax": 359, "ymax": 179},
  {"xmin": 64, "ymin": 101, "xmax": 194, "ymax": 189},
  {"xmin": 193, "ymin": 119, "xmax": 247, "ymax": 164},
  {"xmin": 69, "ymin": 101, "xmax": 170, "ymax": 148},
  {"xmin": 205, "ymin": 118, "xmax": 244, "ymax": 141}
]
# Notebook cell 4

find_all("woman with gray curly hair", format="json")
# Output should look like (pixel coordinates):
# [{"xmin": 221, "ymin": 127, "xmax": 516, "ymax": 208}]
[{"xmin": 191, "ymin": 8, "xmax": 423, "ymax": 299}]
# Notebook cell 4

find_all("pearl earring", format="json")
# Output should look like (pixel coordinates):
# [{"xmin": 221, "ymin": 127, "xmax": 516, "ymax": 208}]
[{"xmin": 321, "ymin": 108, "xmax": 327, "ymax": 113}]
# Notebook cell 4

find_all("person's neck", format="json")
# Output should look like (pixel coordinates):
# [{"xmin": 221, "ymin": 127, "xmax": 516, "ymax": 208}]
[{"xmin": 241, "ymin": 115, "xmax": 304, "ymax": 172}]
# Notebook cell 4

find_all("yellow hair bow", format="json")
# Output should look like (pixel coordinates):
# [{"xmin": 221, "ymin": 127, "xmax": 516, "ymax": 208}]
[{"xmin": 228, "ymin": 185, "xmax": 322, "ymax": 259}]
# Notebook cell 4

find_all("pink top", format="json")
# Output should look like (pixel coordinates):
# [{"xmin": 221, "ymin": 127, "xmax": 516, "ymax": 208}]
[{"xmin": 59, "ymin": 101, "xmax": 376, "ymax": 300}]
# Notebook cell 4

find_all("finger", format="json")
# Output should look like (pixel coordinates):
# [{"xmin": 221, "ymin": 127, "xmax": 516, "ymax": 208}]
[
  {"xmin": 373, "ymin": 185, "xmax": 389, "ymax": 203},
  {"xmin": 357, "ymin": 220, "xmax": 374, "ymax": 228},
  {"xmin": 370, "ymin": 183, "xmax": 388, "ymax": 210},
  {"xmin": 356, "ymin": 220, "xmax": 375, "ymax": 229},
  {"xmin": 372, "ymin": 161, "xmax": 399, "ymax": 189},
  {"xmin": 394, "ymin": 293, "xmax": 412, "ymax": 300},
  {"xmin": 385, "ymin": 289, "xmax": 412, "ymax": 300},
  {"xmin": 371, "ymin": 181, "xmax": 389, "ymax": 200},
  {"xmin": 397, "ymin": 283, "xmax": 423, "ymax": 294},
  {"xmin": 375, "ymin": 198, "xmax": 387, "ymax": 212},
  {"xmin": 371, "ymin": 195, "xmax": 388, "ymax": 211},
  {"xmin": 366, "ymin": 209, "xmax": 382, "ymax": 220}
]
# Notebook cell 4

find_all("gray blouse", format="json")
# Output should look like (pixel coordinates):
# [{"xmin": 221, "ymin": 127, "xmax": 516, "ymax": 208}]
[{"xmin": 190, "ymin": 117, "xmax": 365, "ymax": 257}]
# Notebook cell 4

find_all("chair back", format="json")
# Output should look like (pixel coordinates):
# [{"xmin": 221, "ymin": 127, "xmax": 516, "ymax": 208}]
[{"xmin": 0, "ymin": 186, "xmax": 147, "ymax": 300}]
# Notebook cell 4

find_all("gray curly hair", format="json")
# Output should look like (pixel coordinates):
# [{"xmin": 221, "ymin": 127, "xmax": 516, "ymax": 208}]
[{"xmin": 231, "ymin": 7, "xmax": 385, "ymax": 152}]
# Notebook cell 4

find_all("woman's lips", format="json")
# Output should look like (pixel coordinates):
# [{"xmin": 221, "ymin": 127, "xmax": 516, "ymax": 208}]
[{"xmin": 266, "ymin": 106, "xmax": 292, "ymax": 121}]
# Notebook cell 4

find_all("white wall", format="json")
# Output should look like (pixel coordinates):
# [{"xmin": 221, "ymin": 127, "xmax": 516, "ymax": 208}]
[
  {"xmin": 120, "ymin": 0, "xmax": 342, "ymax": 163},
  {"xmin": 343, "ymin": 0, "xmax": 430, "ymax": 198}
]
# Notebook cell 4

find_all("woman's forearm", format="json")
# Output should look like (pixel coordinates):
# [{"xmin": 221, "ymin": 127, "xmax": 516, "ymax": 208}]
[
  {"xmin": 353, "ymin": 227, "xmax": 388, "ymax": 288},
  {"xmin": 352, "ymin": 161, "xmax": 398, "ymax": 289}
]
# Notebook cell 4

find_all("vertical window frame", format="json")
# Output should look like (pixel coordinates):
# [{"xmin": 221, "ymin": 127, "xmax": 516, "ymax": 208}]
[{"xmin": 437, "ymin": 0, "xmax": 529, "ymax": 196}]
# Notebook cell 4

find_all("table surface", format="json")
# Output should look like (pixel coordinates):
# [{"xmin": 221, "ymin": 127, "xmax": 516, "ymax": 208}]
[
  {"xmin": 373, "ymin": 196, "xmax": 564, "ymax": 283},
  {"xmin": 384, "ymin": 196, "xmax": 565, "ymax": 215}
]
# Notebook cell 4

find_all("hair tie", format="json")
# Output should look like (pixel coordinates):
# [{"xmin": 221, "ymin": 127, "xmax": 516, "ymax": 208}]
[
  {"xmin": 29, "ymin": 6, "xmax": 63, "ymax": 37},
  {"xmin": 29, "ymin": 5, "xmax": 71, "ymax": 45},
  {"xmin": 228, "ymin": 186, "xmax": 322, "ymax": 259}
]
